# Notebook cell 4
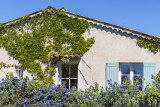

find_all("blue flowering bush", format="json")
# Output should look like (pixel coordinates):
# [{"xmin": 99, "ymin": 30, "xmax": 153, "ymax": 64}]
[
  {"xmin": 0, "ymin": 76, "xmax": 72, "ymax": 106},
  {"xmin": 0, "ymin": 75, "xmax": 160, "ymax": 107},
  {"xmin": 69, "ymin": 80, "xmax": 141, "ymax": 107}
]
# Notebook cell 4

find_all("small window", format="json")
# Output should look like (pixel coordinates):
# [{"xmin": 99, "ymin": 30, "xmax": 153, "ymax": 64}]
[
  {"xmin": 120, "ymin": 64, "xmax": 143, "ymax": 90},
  {"xmin": 61, "ymin": 64, "xmax": 78, "ymax": 89},
  {"xmin": 15, "ymin": 66, "xmax": 23, "ymax": 79}
]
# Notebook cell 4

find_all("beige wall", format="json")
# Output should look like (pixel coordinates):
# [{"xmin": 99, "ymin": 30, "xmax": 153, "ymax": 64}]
[
  {"xmin": 0, "ymin": 47, "xmax": 32, "ymax": 81},
  {"xmin": 0, "ymin": 24, "xmax": 160, "ymax": 91},
  {"xmin": 77, "ymin": 25, "xmax": 160, "ymax": 90}
]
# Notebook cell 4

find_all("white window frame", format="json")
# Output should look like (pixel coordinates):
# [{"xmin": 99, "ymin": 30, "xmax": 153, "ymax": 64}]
[
  {"xmin": 119, "ymin": 63, "xmax": 143, "ymax": 87},
  {"xmin": 15, "ymin": 66, "xmax": 23, "ymax": 79},
  {"xmin": 59, "ymin": 63, "xmax": 78, "ymax": 89}
]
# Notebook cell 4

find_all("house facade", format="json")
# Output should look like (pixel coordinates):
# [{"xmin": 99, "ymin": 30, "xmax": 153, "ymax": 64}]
[{"xmin": 0, "ymin": 7, "xmax": 160, "ymax": 90}]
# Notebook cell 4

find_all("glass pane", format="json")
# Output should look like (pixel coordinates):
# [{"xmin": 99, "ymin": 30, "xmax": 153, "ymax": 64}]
[
  {"xmin": 70, "ymin": 79, "xmax": 77, "ymax": 88},
  {"xmin": 121, "ymin": 65, "xmax": 130, "ymax": 74},
  {"xmin": 62, "ymin": 64, "xmax": 69, "ymax": 78},
  {"xmin": 70, "ymin": 64, "xmax": 78, "ymax": 78},
  {"xmin": 19, "ymin": 70, "xmax": 23, "ymax": 79},
  {"xmin": 133, "ymin": 64, "xmax": 143, "ymax": 75},
  {"xmin": 61, "ymin": 79, "xmax": 69, "ymax": 89},
  {"xmin": 121, "ymin": 75, "xmax": 129, "ymax": 84},
  {"xmin": 139, "ymin": 86, "xmax": 142, "ymax": 90}
]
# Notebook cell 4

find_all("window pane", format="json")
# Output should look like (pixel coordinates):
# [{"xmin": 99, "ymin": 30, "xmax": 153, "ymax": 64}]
[
  {"xmin": 62, "ymin": 64, "xmax": 69, "ymax": 78},
  {"xmin": 19, "ymin": 70, "xmax": 23, "ymax": 79},
  {"xmin": 70, "ymin": 64, "xmax": 78, "ymax": 78},
  {"xmin": 139, "ymin": 86, "xmax": 142, "ymax": 90},
  {"xmin": 61, "ymin": 79, "xmax": 69, "ymax": 89},
  {"xmin": 15, "ymin": 67, "xmax": 23, "ymax": 79},
  {"xmin": 133, "ymin": 64, "xmax": 143, "ymax": 75},
  {"xmin": 70, "ymin": 79, "xmax": 77, "ymax": 88},
  {"xmin": 121, "ymin": 65, "xmax": 130, "ymax": 74}
]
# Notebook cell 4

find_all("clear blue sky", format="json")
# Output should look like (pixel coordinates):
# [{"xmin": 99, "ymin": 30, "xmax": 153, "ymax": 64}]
[{"xmin": 0, "ymin": 0, "xmax": 160, "ymax": 36}]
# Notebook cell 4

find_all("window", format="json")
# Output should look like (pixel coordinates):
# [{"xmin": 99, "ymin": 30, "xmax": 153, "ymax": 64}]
[
  {"xmin": 106, "ymin": 62, "xmax": 155, "ymax": 90},
  {"xmin": 61, "ymin": 64, "xmax": 78, "ymax": 89},
  {"xmin": 120, "ymin": 64, "xmax": 143, "ymax": 90},
  {"xmin": 15, "ymin": 66, "xmax": 23, "ymax": 79}
]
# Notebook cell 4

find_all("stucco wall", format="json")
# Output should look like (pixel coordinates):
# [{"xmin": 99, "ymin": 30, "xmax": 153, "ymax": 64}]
[
  {"xmin": 77, "ymin": 24, "xmax": 160, "ymax": 90},
  {"xmin": 0, "ymin": 47, "xmax": 32, "ymax": 81},
  {"xmin": 0, "ymin": 23, "xmax": 160, "ymax": 91}
]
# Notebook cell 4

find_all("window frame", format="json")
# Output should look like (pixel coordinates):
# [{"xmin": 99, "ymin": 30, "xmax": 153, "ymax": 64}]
[
  {"xmin": 59, "ymin": 63, "xmax": 78, "ymax": 89},
  {"xmin": 15, "ymin": 66, "xmax": 23, "ymax": 79},
  {"xmin": 119, "ymin": 63, "xmax": 143, "ymax": 87}
]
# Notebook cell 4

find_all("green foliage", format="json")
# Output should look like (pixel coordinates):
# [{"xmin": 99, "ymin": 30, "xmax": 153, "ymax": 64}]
[
  {"xmin": 1, "ymin": 76, "xmax": 160, "ymax": 106},
  {"xmin": 156, "ymin": 71, "xmax": 160, "ymax": 84},
  {"xmin": 153, "ymin": 71, "xmax": 160, "ymax": 89},
  {"xmin": 0, "ymin": 62, "xmax": 5, "ymax": 69},
  {"xmin": 0, "ymin": 6, "xmax": 95, "ymax": 82},
  {"xmin": 140, "ymin": 86, "xmax": 160, "ymax": 106},
  {"xmin": 0, "ymin": 23, "xmax": 3, "ymax": 30},
  {"xmin": 32, "ymin": 79, "xmax": 51, "ymax": 89},
  {"xmin": 137, "ymin": 37, "xmax": 159, "ymax": 53}
]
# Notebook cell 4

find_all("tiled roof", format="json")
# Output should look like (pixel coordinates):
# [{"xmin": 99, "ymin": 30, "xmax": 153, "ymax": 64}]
[
  {"xmin": 52, "ymin": 54, "xmax": 81, "ymax": 59},
  {"xmin": 3, "ymin": 6, "xmax": 155, "ymax": 38}
]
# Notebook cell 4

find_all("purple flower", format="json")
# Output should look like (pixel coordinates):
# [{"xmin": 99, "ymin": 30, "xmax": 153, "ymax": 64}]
[
  {"xmin": 121, "ymin": 84, "xmax": 125, "ymax": 88},
  {"xmin": 24, "ymin": 98, "xmax": 28, "ymax": 103},
  {"xmin": 11, "ymin": 85, "xmax": 15, "ymax": 89},
  {"xmin": 26, "ymin": 76, "xmax": 29, "ymax": 80},
  {"xmin": 114, "ymin": 82, "xmax": 118, "ymax": 84},
  {"xmin": 111, "ymin": 100, "xmax": 113, "ymax": 103},
  {"xmin": 13, "ymin": 77, "xmax": 18, "ymax": 80},
  {"xmin": 49, "ymin": 85, "xmax": 54, "ymax": 89}
]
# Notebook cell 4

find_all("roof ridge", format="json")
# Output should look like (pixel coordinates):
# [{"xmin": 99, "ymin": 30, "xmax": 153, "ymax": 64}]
[
  {"xmin": 3, "ymin": 6, "xmax": 156, "ymax": 38},
  {"xmin": 65, "ymin": 11, "xmax": 155, "ymax": 38}
]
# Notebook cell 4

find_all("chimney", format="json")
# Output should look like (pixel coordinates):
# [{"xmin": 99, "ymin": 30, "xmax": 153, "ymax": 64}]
[{"xmin": 60, "ymin": 7, "xmax": 66, "ymax": 11}]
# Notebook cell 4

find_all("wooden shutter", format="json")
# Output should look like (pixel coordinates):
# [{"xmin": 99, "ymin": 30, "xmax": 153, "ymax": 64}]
[
  {"xmin": 106, "ymin": 63, "xmax": 118, "ymax": 87},
  {"xmin": 143, "ymin": 63, "xmax": 156, "ymax": 88}
]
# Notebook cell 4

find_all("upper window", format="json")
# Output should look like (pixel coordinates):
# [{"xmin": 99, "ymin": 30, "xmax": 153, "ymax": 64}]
[
  {"xmin": 61, "ymin": 64, "xmax": 78, "ymax": 89},
  {"xmin": 120, "ymin": 64, "xmax": 143, "ymax": 90}
]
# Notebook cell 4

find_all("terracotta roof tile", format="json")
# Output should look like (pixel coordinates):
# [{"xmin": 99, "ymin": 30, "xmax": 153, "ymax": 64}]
[
  {"xmin": 52, "ymin": 54, "xmax": 81, "ymax": 59},
  {"xmin": 3, "ymin": 6, "xmax": 156, "ymax": 38}
]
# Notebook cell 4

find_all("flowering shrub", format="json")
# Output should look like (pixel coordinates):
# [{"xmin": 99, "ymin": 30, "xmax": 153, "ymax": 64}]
[{"xmin": 0, "ymin": 76, "xmax": 160, "ymax": 107}]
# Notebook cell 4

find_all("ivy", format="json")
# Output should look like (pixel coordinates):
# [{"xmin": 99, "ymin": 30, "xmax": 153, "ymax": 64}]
[
  {"xmin": 0, "ymin": 6, "xmax": 95, "ymax": 83},
  {"xmin": 0, "ymin": 62, "xmax": 5, "ymax": 69},
  {"xmin": 0, "ymin": 62, "xmax": 16, "ymax": 70},
  {"xmin": 137, "ymin": 37, "xmax": 159, "ymax": 53},
  {"xmin": 0, "ymin": 23, "xmax": 3, "ymax": 30}
]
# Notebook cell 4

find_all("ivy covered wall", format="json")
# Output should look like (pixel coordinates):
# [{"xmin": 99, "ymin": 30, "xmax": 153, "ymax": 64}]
[
  {"xmin": 137, "ymin": 37, "xmax": 159, "ymax": 53},
  {"xmin": 0, "ymin": 6, "xmax": 95, "ymax": 83}
]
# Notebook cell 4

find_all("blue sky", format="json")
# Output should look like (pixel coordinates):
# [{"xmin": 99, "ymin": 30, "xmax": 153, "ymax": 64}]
[{"xmin": 0, "ymin": 0, "xmax": 160, "ymax": 36}]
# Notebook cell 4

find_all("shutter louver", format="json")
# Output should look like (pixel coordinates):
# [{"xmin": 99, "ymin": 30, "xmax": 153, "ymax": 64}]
[
  {"xmin": 143, "ymin": 63, "xmax": 156, "ymax": 88},
  {"xmin": 106, "ymin": 63, "xmax": 118, "ymax": 87}
]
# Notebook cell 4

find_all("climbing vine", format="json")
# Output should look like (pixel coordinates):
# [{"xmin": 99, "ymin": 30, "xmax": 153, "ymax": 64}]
[
  {"xmin": 0, "ymin": 61, "xmax": 16, "ymax": 70},
  {"xmin": 137, "ymin": 37, "xmax": 159, "ymax": 53},
  {"xmin": 0, "ymin": 6, "xmax": 95, "ymax": 83},
  {"xmin": 0, "ymin": 62, "xmax": 5, "ymax": 69}
]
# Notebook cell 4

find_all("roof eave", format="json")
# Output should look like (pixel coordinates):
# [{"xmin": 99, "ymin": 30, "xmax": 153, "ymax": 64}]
[{"xmin": 2, "ymin": 6, "xmax": 156, "ymax": 39}]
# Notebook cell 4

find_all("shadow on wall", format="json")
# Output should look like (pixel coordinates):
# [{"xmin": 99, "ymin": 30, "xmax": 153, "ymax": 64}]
[
  {"xmin": 92, "ymin": 24, "xmax": 138, "ymax": 40},
  {"xmin": 78, "ymin": 68, "xmax": 88, "ymax": 85},
  {"xmin": 78, "ymin": 57, "xmax": 93, "ymax": 86},
  {"xmin": 92, "ymin": 24, "xmax": 156, "ymax": 54}
]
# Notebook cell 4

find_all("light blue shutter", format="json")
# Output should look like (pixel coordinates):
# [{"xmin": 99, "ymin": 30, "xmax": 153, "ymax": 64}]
[
  {"xmin": 143, "ymin": 63, "xmax": 156, "ymax": 88},
  {"xmin": 106, "ymin": 63, "xmax": 118, "ymax": 87}
]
